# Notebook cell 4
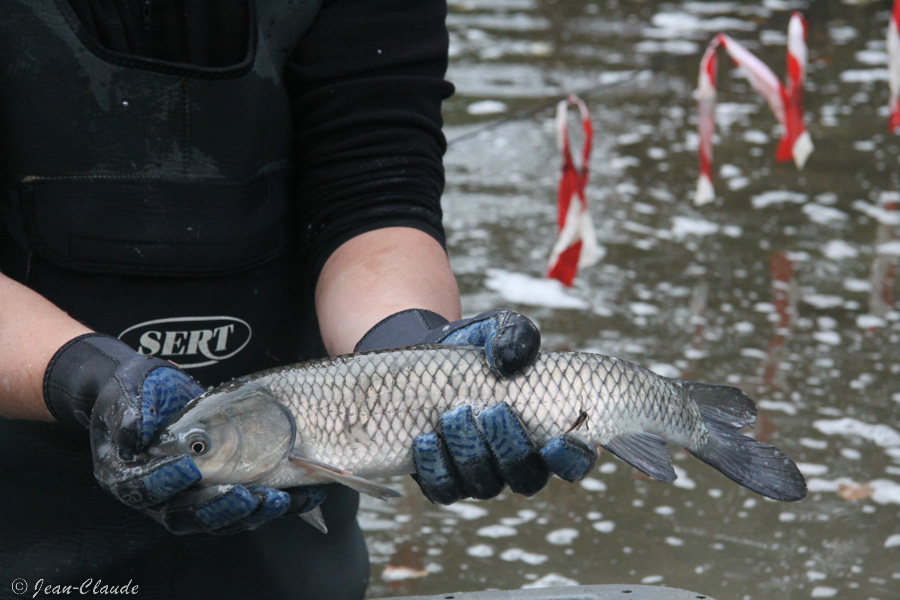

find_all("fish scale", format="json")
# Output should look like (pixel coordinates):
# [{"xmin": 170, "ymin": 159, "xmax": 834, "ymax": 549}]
[{"xmin": 247, "ymin": 346, "xmax": 707, "ymax": 480}]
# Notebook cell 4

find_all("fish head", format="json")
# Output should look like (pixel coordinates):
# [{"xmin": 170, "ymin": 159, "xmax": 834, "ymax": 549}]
[{"xmin": 147, "ymin": 383, "xmax": 296, "ymax": 485}]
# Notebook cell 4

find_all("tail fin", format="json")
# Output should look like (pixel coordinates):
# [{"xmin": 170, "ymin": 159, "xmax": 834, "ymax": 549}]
[{"xmin": 687, "ymin": 383, "xmax": 807, "ymax": 502}]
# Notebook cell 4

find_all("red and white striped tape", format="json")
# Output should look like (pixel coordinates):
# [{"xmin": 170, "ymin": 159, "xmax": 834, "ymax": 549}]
[
  {"xmin": 889, "ymin": 0, "xmax": 900, "ymax": 133},
  {"xmin": 695, "ymin": 12, "xmax": 813, "ymax": 206},
  {"xmin": 547, "ymin": 94, "xmax": 599, "ymax": 287}
]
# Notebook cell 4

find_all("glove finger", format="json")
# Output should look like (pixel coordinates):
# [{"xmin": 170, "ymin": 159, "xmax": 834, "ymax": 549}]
[
  {"xmin": 139, "ymin": 367, "xmax": 205, "ymax": 447},
  {"xmin": 412, "ymin": 432, "xmax": 465, "ymax": 505},
  {"xmin": 540, "ymin": 434, "xmax": 598, "ymax": 482},
  {"xmin": 239, "ymin": 486, "xmax": 293, "ymax": 529},
  {"xmin": 428, "ymin": 310, "xmax": 540, "ymax": 377},
  {"xmin": 149, "ymin": 485, "xmax": 254, "ymax": 535},
  {"xmin": 478, "ymin": 403, "xmax": 548, "ymax": 497},
  {"xmin": 101, "ymin": 455, "xmax": 201, "ymax": 509},
  {"xmin": 192, "ymin": 485, "xmax": 260, "ymax": 532},
  {"xmin": 283, "ymin": 485, "xmax": 327, "ymax": 515},
  {"xmin": 440, "ymin": 405, "xmax": 504, "ymax": 500}
]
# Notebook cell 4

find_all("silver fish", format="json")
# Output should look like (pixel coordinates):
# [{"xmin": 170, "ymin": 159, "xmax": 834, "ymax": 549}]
[{"xmin": 147, "ymin": 346, "xmax": 806, "ymax": 531}]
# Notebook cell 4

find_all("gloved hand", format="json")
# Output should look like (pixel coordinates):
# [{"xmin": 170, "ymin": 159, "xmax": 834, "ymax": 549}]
[
  {"xmin": 355, "ymin": 308, "xmax": 599, "ymax": 504},
  {"xmin": 355, "ymin": 308, "xmax": 541, "ymax": 377},
  {"xmin": 43, "ymin": 333, "xmax": 324, "ymax": 534}
]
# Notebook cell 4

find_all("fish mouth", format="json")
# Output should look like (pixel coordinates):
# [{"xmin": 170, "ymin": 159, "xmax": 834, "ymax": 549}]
[{"xmin": 145, "ymin": 429, "xmax": 181, "ymax": 458}]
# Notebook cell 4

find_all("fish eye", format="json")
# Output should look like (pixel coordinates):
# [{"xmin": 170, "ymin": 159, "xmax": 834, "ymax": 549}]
[{"xmin": 187, "ymin": 433, "xmax": 211, "ymax": 456}]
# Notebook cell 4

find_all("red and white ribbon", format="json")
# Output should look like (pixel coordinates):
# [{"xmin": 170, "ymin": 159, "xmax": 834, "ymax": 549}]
[
  {"xmin": 889, "ymin": 0, "xmax": 900, "ymax": 133},
  {"xmin": 547, "ymin": 94, "xmax": 599, "ymax": 287},
  {"xmin": 695, "ymin": 12, "xmax": 813, "ymax": 206}
]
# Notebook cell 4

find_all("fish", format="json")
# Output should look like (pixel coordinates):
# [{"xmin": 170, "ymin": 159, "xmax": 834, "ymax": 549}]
[{"xmin": 145, "ymin": 345, "xmax": 807, "ymax": 532}]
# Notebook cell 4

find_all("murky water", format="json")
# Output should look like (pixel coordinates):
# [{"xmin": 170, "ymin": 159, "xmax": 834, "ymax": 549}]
[{"xmin": 365, "ymin": 1, "xmax": 900, "ymax": 598}]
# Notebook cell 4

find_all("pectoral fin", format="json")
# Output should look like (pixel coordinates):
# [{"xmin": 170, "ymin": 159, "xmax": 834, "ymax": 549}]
[{"xmin": 288, "ymin": 453, "xmax": 402, "ymax": 501}]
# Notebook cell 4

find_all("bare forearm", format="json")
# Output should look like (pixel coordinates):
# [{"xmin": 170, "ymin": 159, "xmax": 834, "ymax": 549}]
[
  {"xmin": 0, "ymin": 273, "xmax": 92, "ymax": 420},
  {"xmin": 315, "ymin": 227, "xmax": 462, "ymax": 356}
]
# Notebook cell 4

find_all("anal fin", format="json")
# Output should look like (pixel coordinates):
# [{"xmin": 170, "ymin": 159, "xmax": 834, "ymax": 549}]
[{"xmin": 602, "ymin": 432, "xmax": 675, "ymax": 482}]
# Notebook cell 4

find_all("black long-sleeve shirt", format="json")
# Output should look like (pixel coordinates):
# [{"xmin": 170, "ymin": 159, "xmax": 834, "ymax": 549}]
[{"xmin": 69, "ymin": 0, "xmax": 454, "ymax": 280}]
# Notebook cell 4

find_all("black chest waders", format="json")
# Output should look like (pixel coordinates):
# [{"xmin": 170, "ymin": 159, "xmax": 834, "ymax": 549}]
[{"xmin": 0, "ymin": 2, "xmax": 367, "ymax": 597}]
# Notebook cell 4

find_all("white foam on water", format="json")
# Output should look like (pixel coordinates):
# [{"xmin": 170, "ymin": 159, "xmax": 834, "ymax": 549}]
[
  {"xmin": 500, "ymin": 548, "xmax": 548, "ymax": 565},
  {"xmin": 380, "ymin": 566, "xmax": 430, "ymax": 582},
  {"xmin": 714, "ymin": 102, "xmax": 760, "ymax": 129},
  {"xmin": 857, "ymin": 315, "xmax": 887, "ymax": 329},
  {"xmin": 803, "ymin": 294, "xmax": 845, "ymax": 309},
  {"xmin": 871, "ymin": 480, "xmax": 900, "ymax": 504},
  {"xmin": 779, "ymin": 512, "xmax": 797, "ymax": 522},
  {"xmin": 743, "ymin": 129, "xmax": 770, "ymax": 144},
  {"xmin": 357, "ymin": 513, "xmax": 400, "ymax": 532},
  {"xmin": 855, "ymin": 49, "xmax": 887, "ymax": 65},
  {"xmin": 758, "ymin": 400, "xmax": 799, "ymax": 415},
  {"xmin": 840, "ymin": 69, "xmax": 889, "ymax": 83},
  {"xmin": 646, "ymin": 12, "xmax": 754, "ymax": 36},
  {"xmin": 630, "ymin": 302, "xmax": 660, "ymax": 316},
  {"xmin": 477, "ymin": 524, "xmax": 519, "ymax": 538},
  {"xmin": 751, "ymin": 190, "xmax": 808, "ymax": 209},
  {"xmin": 634, "ymin": 40, "xmax": 700, "ymax": 55},
  {"xmin": 580, "ymin": 477, "xmax": 607, "ymax": 492},
  {"xmin": 671, "ymin": 215, "xmax": 720, "ymax": 239},
  {"xmin": 852, "ymin": 200, "xmax": 900, "ymax": 224},
  {"xmin": 806, "ymin": 477, "xmax": 900, "ymax": 505},
  {"xmin": 800, "ymin": 437, "xmax": 829, "ymax": 450},
  {"xmin": 812, "ymin": 418, "xmax": 900, "ymax": 447},
  {"xmin": 592, "ymin": 520, "xmax": 616, "ymax": 533},
  {"xmin": 812, "ymin": 330, "xmax": 842, "ymax": 345},
  {"xmin": 811, "ymin": 586, "xmax": 839, "ymax": 598},
  {"xmin": 545, "ymin": 528, "xmax": 579, "ymax": 545},
  {"xmin": 807, "ymin": 205, "xmax": 850, "ymax": 225},
  {"xmin": 828, "ymin": 24, "xmax": 857, "ymax": 43},
  {"xmin": 501, "ymin": 509, "xmax": 538, "ymax": 526},
  {"xmin": 467, "ymin": 100, "xmax": 508, "ymax": 115},
  {"xmin": 672, "ymin": 465, "xmax": 697, "ymax": 490},
  {"xmin": 844, "ymin": 277, "xmax": 872, "ymax": 292},
  {"xmin": 798, "ymin": 463, "xmax": 829, "ymax": 477},
  {"xmin": 885, "ymin": 534, "xmax": 900, "ymax": 548},
  {"xmin": 522, "ymin": 573, "xmax": 579, "ymax": 589},
  {"xmin": 484, "ymin": 269, "xmax": 590, "ymax": 310},
  {"xmin": 441, "ymin": 501, "xmax": 489, "ymax": 520},
  {"xmin": 467, "ymin": 544, "xmax": 494, "ymax": 557},
  {"xmin": 681, "ymin": 2, "xmax": 747, "ymax": 14},
  {"xmin": 840, "ymin": 448, "xmax": 862, "ymax": 460},
  {"xmin": 877, "ymin": 240, "xmax": 900, "ymax": 256},
  {"xmin": 647, "ymin": 362, "xmax": 680, "ymax": 378}
]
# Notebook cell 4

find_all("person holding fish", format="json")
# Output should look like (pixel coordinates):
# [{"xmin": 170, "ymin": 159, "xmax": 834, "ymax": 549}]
[{"xmin": 0, "ymin": 1, "xmax": 597, "ymax": 598}]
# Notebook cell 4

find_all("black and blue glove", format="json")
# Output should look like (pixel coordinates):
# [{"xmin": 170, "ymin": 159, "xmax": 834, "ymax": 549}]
[
  {"xmin": 43, "ymin": 333, "xmax": 324, "ymax": 534},
  {"xmin": 355, "ymin": 308, "xmax": 598, "ymax": 505}
]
